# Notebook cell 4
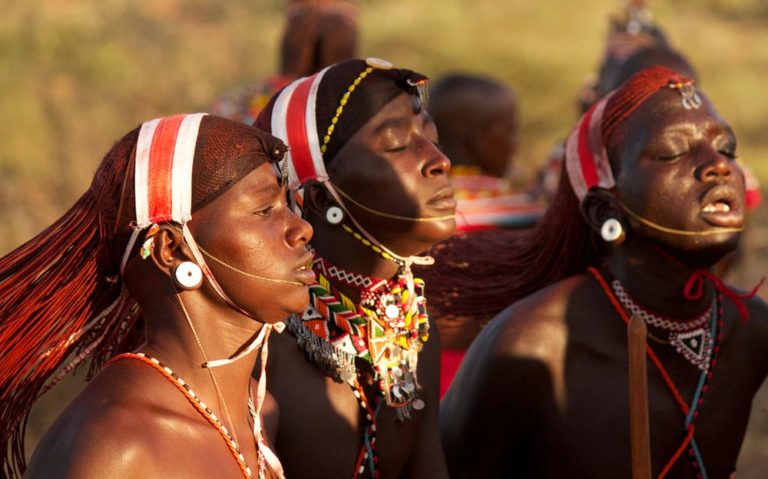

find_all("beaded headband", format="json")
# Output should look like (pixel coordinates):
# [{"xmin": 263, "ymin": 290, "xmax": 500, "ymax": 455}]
[{"xmin": 565, "ymin": 93, "xmax": 616, "ymax": 202}]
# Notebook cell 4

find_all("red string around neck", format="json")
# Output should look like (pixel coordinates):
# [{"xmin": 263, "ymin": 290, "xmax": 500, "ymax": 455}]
[
  {"xmin": 652, "ymin": 245, "xmax": 763, "ymax": 323},
  {"xmin": 587, "ymin": 267, "xmax": 693, "ymax": 478}
]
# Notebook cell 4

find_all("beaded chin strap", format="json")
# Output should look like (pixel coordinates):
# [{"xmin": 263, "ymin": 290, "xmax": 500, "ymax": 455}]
[{"xmin": 122, "ymin": 113, "xmax": 284, "ymax": 478}]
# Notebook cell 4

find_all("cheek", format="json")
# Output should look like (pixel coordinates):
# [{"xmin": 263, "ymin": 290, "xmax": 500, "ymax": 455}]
[{"xmin": 335, "ymin": 155, "xmax": 418, "ymax": 202}]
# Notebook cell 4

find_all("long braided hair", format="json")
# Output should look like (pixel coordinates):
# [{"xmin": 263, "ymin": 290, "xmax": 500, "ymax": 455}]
[
  {"xmin": 0, "ymin": 115, "xmax": 286, "ymax": 477},
  {"xmin": 418, "ymin": 66, "xmax": 696, "ymax": 324}
]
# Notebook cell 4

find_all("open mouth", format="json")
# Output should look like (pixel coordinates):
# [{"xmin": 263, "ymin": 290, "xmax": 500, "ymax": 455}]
[
  {"xmin": 701, "ymin": 200, "xmax": 731, "ymax": 213},
  {"xmin": 699, "ymin": 186, "xmax": 743, "ymax": 228}
]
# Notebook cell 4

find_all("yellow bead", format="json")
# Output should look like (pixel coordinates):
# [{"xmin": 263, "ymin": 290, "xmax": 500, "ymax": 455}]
[
  {"xmin": 331, "ymin": 116, "xmax": 338, "ymax": 125},
  {"xmin": 328, "ymin": 124, "xmax": 335, "ymax": 134},
  {"xmin": 343, "ymin": 91, "xmax": 351, "ymax": 99},
  {"xmin": 323, "ymin": 135, "xmax": 330, "ymax": 143},
  {"xmin": 340, "ymin": 98, "xmax": 347, "ymax": 106},
  {"xmin": 336, "ymin": 106, "xmax": 343, "ymax": 115},
  {"xmin": 354, "ymin": 78, "xmax": 362, "ymax": 86},
  {"xmin": 321, "ymin": 145, "xmax": 327, "ymax": 153}
]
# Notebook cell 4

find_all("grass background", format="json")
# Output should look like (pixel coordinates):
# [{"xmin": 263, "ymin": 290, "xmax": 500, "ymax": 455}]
[{"xmin": 2, "ymin": 0, "xmax": 766, "ymax": 475}]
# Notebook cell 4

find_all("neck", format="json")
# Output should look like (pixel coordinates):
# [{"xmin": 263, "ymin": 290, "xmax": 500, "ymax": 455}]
[
  {"xmin": 140, "ymin": 292, "xmax": 264, "ymax": 426},
  {"xmin": 606, "ymin": 239, "xmax": 715, "ymax": 319},
  {"xmin": 309, "ymin": 221, "xmax": 403, "ymax": 302}
]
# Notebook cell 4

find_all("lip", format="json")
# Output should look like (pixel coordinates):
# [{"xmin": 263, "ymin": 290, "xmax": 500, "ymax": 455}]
[
  {"xmin": 292, "ymin": 252, "xmax": 316, "ymax": 285},
  {"xmin": 426, "ymin": 186, "xmax": 457, "ymax": 212},
  {"xmin": 699, "ymin": 184, "xmax": 744, "ymax": 228}
]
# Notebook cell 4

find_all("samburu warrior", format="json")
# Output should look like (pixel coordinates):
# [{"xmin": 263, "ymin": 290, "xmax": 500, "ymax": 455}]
[
  {"xmin": 440, "ymin": 66, "xmax": 768, "ymax": 478},
  {"xmin": 1, "ymin": 115, "xmax": 314, "ymax": 478},
  {"xmin": 254, "ymin": 58, "xmax": 455, "ymax": 479}
]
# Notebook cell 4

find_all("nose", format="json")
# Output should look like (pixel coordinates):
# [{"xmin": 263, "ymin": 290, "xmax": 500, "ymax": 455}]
[
  {"xmin": 422, "ymin": 142, "xmax": 451, "ymax": 178},
  {"xmin": 286, "ymin": 210, "xmax": 313, "ymax": 247},
  {"xmin": 697, "ymin": 149, "xmax": 732, "ymax": 182}
]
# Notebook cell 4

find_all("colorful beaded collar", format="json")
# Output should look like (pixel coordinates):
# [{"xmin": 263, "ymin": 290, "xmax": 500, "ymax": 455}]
[{"xmin": 287, "ymin": 252, "xmax": 429, "ymax": 413}]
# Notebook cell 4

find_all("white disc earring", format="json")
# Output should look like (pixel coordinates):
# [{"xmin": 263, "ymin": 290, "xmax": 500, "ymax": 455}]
[
  {"xmin": 173, "ymin": 261, "xmax": 203, "ymax": 290},
  {"xmin": 326, "ymin": 206, "xmax": 344, "ymax": 225},
  {"xmin": 601, "ymin": 218, "xmax": 625, "ymax": 243}
]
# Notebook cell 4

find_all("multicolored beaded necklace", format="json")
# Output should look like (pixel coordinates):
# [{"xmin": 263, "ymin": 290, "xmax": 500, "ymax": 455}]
[
  {"xmin": 589, "ymin": 267, "xmax": 723, "ymax": 479},
  {"xmin": 287, "ymin": 251, "xmax": 430, "ymax": 478},
  {"xmin": 107, "ymin": 352, "xmax": 267, "ymax": 479}
]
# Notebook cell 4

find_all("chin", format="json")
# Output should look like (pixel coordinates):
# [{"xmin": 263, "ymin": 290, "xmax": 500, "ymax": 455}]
[
  {"xmin": 285, "ymin": 288, "xmax": 311, "ymax": 315},
  {"xmin": 417, "ymin": 217, "xmax": 457, "ymax": 245},
  {"xmin": 659, "ymin": 233, "xmax": 742, "ymax": 270}
]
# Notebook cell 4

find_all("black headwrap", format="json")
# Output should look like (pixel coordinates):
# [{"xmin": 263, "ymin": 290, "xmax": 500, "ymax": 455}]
[{"xmin": 254, "ymin": 58, "xmax": 428, "ymax": 164}]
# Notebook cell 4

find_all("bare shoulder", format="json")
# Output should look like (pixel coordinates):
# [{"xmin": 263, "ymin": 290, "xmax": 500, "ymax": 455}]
[
  {"xmin": 25, "ymin": 359, "xmax": 202, "ymax": 478},
  {"xmin": 25, "ymin": 392, "xmax": 161, "ymax": 478},
  {"xmin": 743, "ymin": 291, "xmax": 768, "ymax": 328},
  {"xmin": 736, "ymin": 290, "xmax": 768, "ymax": 363},
  {"xmin": 481, "ymin": 274, "xmax": 588, "ymax": 361},
  {"xmin": 446, "ymin": 274, "xmax": 590, "ymax": 407}
]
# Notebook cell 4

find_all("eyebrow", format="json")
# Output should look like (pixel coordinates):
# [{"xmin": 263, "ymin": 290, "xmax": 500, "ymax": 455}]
[
  {"xmin": 246, "ymin": 183, "xmax": 284, "ymax": 199},
  {"xmin": 373, "ymin": 116, "xmax": 412, "ymax": 134}
]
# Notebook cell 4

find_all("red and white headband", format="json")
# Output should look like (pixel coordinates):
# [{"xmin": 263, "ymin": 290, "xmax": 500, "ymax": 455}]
[
  {"xmin": 270, "ymin": 68, "xmax": 330, "ymax": 191},
  {"xmin": 134, "ymin": 113, "xmax": 207, "ymax": 227},
  {"xmin": 120, "ymin": 113, "xmax": 206, "ymax": 273},
  {"xmin": 564, "ymin": 93, "xmax": 615, "ymax": 202}
]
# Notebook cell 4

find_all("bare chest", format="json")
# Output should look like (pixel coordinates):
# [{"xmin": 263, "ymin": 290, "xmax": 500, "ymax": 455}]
[
  {"xmin": 268, "ymin": 340, "xmax": 425, "ymax": 479},
  {"xmin": 535, "ymin": 322, "xmax": 759, "ymax": 479}
]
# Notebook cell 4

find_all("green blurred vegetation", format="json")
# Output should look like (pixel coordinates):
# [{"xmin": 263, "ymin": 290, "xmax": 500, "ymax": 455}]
[
  {"xmin": 2, "ymin": 0, "xmax": 768, "ymax": 253},
  {"xmin": 3, "ymin": 0, "xmax": 767, "ymax": 474}
]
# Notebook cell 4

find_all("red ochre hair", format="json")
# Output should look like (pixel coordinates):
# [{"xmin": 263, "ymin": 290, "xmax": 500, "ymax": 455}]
[
  {"xmin": 0, "ymin": 115, "xmax": 285, "ymax": 477},
  {"xmin": 418, "ymin": 65, "xmax": 694, "ymax": 323}
]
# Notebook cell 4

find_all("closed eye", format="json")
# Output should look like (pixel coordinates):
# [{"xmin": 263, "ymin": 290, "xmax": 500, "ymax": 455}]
[
  {"xmin": 385, "ymin": 144, "xmax": 409, "ymax": 153},
  {"xmin": 656, "ymin": 151, "xmax": 687, "ymax": 162}
]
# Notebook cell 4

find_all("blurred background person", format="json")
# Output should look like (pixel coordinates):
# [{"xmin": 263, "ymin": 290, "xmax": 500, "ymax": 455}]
[{"xmin": 211, "ymin": 0, "xmax": 359, "ymax": 125}]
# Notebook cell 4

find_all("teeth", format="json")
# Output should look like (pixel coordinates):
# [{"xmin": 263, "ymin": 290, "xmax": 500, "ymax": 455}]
[{"xmin": 703, "ymin": 202, "xmax": 731, "ymax": 213}]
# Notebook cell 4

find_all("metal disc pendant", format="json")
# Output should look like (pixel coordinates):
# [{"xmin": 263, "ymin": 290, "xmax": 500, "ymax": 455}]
[
  {"xmin": 411, "ymin": 398, "xmax": 425, "ymax": 410},
  {"xmin": 385, "ymin": 304, "xmax": 400, "ymax": 319}
]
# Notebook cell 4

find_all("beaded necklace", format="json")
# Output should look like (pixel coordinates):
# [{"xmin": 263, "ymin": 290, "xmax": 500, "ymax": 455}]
[
  {"xmin": 107, "ymin": 352, "xmax": 266, "ymax": 479},
  {"xmin": 589, "ymin": 268, "xmax": 723, "ymax": 479},
  {"xmin": 287, "ymin": 253, "xmax": 430, "ymax": 478},
  {"xmin": 611, "ymin": 279, "xmax": 714, "ymax": 371}
]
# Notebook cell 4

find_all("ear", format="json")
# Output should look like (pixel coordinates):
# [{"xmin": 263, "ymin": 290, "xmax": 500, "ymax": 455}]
[
  {"xmin": 301, "ymin": 180, "xmax": 337, "ymax": 219},
  {"xmin": 148, "ymin": 225, "xmax": 193, "ymax": 278},
  {"xmin": 581, "ymin": 188, "xmax": 625, "ymax": 236}
]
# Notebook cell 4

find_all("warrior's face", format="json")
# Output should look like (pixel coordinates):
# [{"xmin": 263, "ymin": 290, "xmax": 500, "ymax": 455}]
[
  {"xmin": 611, "ymin": 88, "xmax": 745, "ymax": 263},
  {"xmin": 327, "ymin": 92, "xmax": 457, "ymax": 255},
  {"xmin": 190, "ymin": 161, "xmax": 314, "ymax": 323}
]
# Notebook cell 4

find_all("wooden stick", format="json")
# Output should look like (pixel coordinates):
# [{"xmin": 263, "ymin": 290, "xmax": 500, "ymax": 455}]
[{"xmin": 628, "ymin": 314, "xmax": 652, "ymax": 479}]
